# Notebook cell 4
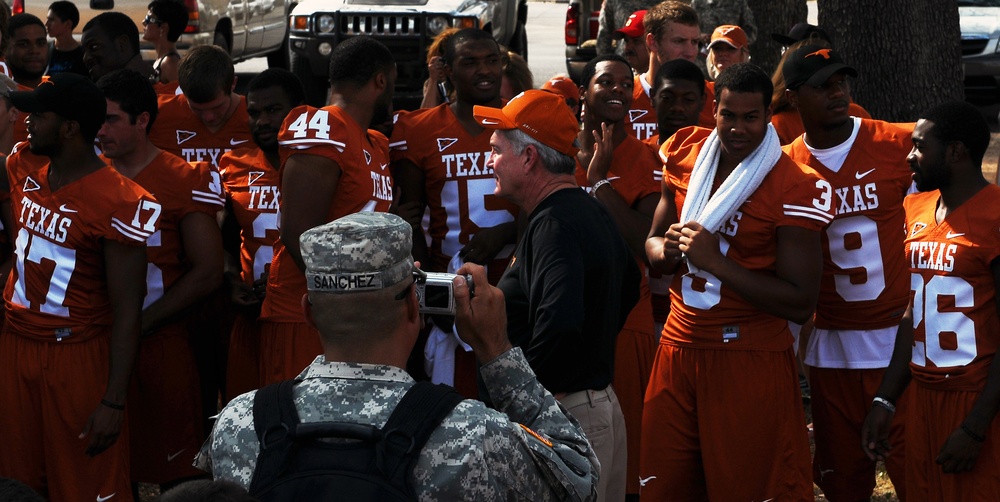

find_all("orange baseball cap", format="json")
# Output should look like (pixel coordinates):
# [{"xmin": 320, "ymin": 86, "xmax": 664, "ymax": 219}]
[
  {"xmin": 614, "ymin": 10, "xmax": 647, "ymax": 39},
  {"xmin": 708, "ymin": 25, "xmax": 748, "ymax": 50},
  {"xmin": 474, "ymin": 89, "xmax": 580, "ymax": 157},
  {"xmin": 541, "ymin": 75, "xmax": 580, "ymax": 104}
]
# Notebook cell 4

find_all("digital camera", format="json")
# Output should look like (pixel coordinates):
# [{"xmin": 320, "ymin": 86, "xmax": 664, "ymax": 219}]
[{"xmin": 416, "ymin": 272, "xmax": 474, "ymax": 316}]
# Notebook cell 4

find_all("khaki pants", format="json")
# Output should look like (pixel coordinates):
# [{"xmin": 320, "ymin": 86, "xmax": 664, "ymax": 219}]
[{"xmin": 558, "ymin": 386, "xmax": 627, "ymax": 502}]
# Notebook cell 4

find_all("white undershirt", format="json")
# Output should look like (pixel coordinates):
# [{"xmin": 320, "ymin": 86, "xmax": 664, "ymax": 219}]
[{"xmin": 803, "ymin": 117, "xmax": 862, "ymax": 172}]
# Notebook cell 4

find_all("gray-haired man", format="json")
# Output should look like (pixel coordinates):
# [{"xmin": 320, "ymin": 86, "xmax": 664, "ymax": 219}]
[{"xmin": 196, "ymin": 211, "xmax": 599, "ymax": 500}]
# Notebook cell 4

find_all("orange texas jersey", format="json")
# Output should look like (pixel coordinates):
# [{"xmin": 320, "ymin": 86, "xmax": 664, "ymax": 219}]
[
  {"xmin": 219, "ymin": 146, "xmax": 280, "ymax": 286},
  {"xmin": 697, "ymin": 81, "xmax": 716, "ymax": 129},
  {"xmin": 627, "ymin": 74, "xmax": 657, "ymax": 141},
  {"xmin": 4, "ymin": 165, "xmax": 159, "ymax": 341},
  {"xmin": 904, "ymin": 185, "xmax": 1000, "ymax": 391},
  {"xmin": 6, "ymin": 141, "xmax": 48, "ymax": 188},
  {"xmin": 148, "ymin": 93, "xmax": 252, "ymax": 167},
  {"xmin": 771, "ymin": 102, "xmax": 872, "ymax": 146},
  {"xmin": 261, "ymin": 104, "xmax": 393, "ymax": 322},
  {"xmin": 389, "ymin": 104, "xmax": 518, "ymax": 272},
  {"xmin": 575, "ymin": 134, "xmax": 660, "ymax": 333},
  {"xmin": 103, "ymin": 151, "xmax": 225, "ymax": 308},
  {"xmin": 660, "ymin": 126, "xmax": 834, "ymax": 350},
  {"xmin": 784, "ymin": 119, "xmax": 914, "ymax": 330}
]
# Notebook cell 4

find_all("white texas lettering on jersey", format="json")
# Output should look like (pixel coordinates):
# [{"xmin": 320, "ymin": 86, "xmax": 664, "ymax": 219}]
[
  {"xmin": 834, "ymin": 182, "xmax": 880, "ymax": 215},
  {"xmin": 181, "ymin": 148, "xmax": 230, "ymax": 167},
  {"xmin": 248, "ymin": 185, "xmax": 281, "ymax": 210},
  {"xmin": 18, "ymin": 196, "xmax": 73, "ymax": 243},
  {"xmin": 910, "ymin": 242, "xmax": 958, "ymax": 272},
  {"xmin": 442, "ymin": 151, "xmax": 493, "ymax": 178}
]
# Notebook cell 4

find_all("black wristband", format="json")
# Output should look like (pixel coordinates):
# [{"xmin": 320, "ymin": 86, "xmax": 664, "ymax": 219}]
[
  {"xmin": 101, "ymin": 399, "xmax": 125, "ymax": 411},
  {"xmin": 961, "ymin": 424, "xmax": 986, "ymax": 443}
]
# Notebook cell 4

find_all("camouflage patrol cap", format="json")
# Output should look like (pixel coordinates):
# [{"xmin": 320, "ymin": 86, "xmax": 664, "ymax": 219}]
[{"xmin": 300, "ymin": 212, "xmax": 414, "ymax": 293}]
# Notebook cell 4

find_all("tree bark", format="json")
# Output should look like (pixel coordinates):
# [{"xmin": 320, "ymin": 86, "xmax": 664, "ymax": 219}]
[
  {"xmin": 746, "ymin": 0, "xmax": 808, "ymax": 75},
  {"xmin": 818, "ymin": 0, "xmax": 964, "ymax": 122}
]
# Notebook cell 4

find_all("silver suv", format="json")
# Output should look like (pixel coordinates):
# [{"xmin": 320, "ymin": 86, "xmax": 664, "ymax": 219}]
[{"xmin": 288, "ymin": 0, "xmax": 527, "ymax": 106}]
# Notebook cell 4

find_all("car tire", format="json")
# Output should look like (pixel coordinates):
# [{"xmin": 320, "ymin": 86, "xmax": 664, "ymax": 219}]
[{"xmin": 290, "ymin": 51, "xmax": 329, "ymax": 107}]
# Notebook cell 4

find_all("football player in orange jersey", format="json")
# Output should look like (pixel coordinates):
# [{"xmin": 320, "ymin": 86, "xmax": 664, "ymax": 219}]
[
  {"xmin": 5, "ymin": 14, "xmax": 48, "ymax": 89},
  {"xmin": 148, "ymin": 45, "xmax": 252, "ymax": 168},
  {"xmin": 97, "ymin": 69, "xmax": 225, "ymax": 490},
  {"xmin": 863, "ymin": 100, "xmax": 1000, "ymax": 501},
  {"xmin": 642, "ymin": 64, "xmax": 832, "ymax": 500},
  {"xmin": 258, "ymin": 36, "xmax": 395, "ymax": 385},
  {"xmin": 389, "ymin": 29, "xmax": 516, "ymax": 397},
  {"xmin": 781, "ymin": 45, "xmax": 915, "ymax": 501},
  {"xmin": 0, "ymin": 72, "xmax": 157, "ymax": 502},
  {"xmin": 219, "ymin": 68, "xmax": 303, "ymax": 400},
  {"xmin": 575, "ymin": 53, "xmax": 660, "ymax": 500}
]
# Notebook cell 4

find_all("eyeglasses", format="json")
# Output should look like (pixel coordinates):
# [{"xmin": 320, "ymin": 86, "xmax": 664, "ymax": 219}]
[
  {"xmin": 142, "ymin": 15, "xmax": 162, "ymax": 26},
  {"xmin": 394, "ymin": 268, "xmax": 427, "ymax": 300}
]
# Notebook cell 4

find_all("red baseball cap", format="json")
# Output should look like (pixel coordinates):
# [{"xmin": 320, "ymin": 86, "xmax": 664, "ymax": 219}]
[
  {"xmin": 541, "ymin": 75, "xmax": 580, "ymax": 104},
  {"xmin": 708, "ymin": 25, "xmax": 748, "ymax": 50},
  {"xmin": 473, "ymin": 89, "xmax": 580, "ymax": 157},
  {"xmin": 614, "ymin": 10, "xmax": 647, "ymax": 39}
]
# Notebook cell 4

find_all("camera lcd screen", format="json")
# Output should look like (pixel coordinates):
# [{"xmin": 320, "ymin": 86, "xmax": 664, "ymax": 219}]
[{"xmin": 424, "ymin": 284, "xmax": 451, "ymax": 309}]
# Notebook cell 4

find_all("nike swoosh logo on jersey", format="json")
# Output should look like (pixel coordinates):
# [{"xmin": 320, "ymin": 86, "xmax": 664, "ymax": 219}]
[
  {"xmin": 96, "ymin": 493, "xmax": 116, "ymax": 502},
  {"xmin": 946, "ymin": 231, "xmax": 965, "ymax": 239},
  {"xmin": 166, "ymin": 449, "xmax": 186, "ymax": 462},
  {"xmin": 855, "ymin": 168, "xmax": 876, "ymax": 179},
  {"xmin": 380, "ymin": 163, "xmax": 388, "ymax": 170},
  {"xmin": 639, "ymin": 476, "xmax": 656, "ymax": 486},
  {"xmin": 230, "ymin": 138, "xmax": 248, "ymax": 146},
  {"xmin": 59, "ymin": 204, "xmax": 78, "ymax": 213}
]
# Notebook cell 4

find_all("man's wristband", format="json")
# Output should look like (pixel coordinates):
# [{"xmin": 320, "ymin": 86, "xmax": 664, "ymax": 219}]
[
  {"xmin": 101, "ymin": 399, "xmax": 125, "ymax": 411},
  {"xmin": 961, "ymin": 424, "xmax": 986, "ymax": 443},
  {"xmin": 591, "ymin": 178, "xmax": 613, "ymax": 195},
  {"xmin": 872, "ymin": 396, "xmax": 896, "ymax": 414}
]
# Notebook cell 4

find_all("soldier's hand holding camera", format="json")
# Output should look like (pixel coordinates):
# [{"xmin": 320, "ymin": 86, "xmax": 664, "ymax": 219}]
[{"xmin": 453, "ymin": 263, "xmax": 510, "ymax": 364}]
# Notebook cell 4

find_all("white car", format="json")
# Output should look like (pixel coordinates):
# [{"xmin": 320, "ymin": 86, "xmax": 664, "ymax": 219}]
[
  {"xmin": 960, "ymin": 0, "xmax": 1000, "ymax": 100},
  {"xmin": 287, "ymin": 0, "xmax": 527, "ymax": 106}
]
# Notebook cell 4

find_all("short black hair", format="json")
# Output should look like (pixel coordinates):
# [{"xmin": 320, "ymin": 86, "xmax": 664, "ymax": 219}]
[
  {"xmin": 921, "ymin": 100, "xmax": 991, "ymax": 165},
  {"xmin": 247, "ymin": 68, "xmax": 306, "ymax": 107},
  {"xmin": 83, "ymin": 12, "xmax": 140, "ymax": 56},
  {"xmin": 327, "ymin": 36, "xmax": 394, "ymax": 87},
  {"xmin": 8, "ymin": 13, "xmax": 45, "ymax": 40},
  {"xmin": 713, "ymin": 62, "xmax": 773, "ymax": 109},
  {"xmin": 48, "ymin": 1, "xmax": 80, "ymax": 28},
  {"xmin": 442, "ymin": 28, "xmax": 498, "ymax": 66},
  {"xmin": 581, "ymin": 53, "xmax": 633, "ymax": 88},
  {"xmin": 97, "ymin": 69, "xmax": 159, "ymax": 132},
  {"xmin": 654, "ymin": 59, "xmax": 705, "ymax": 96},
  {"xmin": 148, "ymin": 0, "xmax": 189, "ymax": 42}
]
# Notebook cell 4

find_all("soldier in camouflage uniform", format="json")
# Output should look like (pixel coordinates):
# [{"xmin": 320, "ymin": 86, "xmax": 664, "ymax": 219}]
[
  {"xmin": 597, "ymin": 0, "xmax": 659, "ymax": 58},
  {"xmin": 194, "ymin": 212, "xmax": 600, "ymax": 501}
]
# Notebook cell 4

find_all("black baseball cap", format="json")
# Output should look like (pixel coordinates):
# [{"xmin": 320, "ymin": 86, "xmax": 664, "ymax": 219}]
[
  {"xmin": 782, "ymin": 44, "xmax": 857, "ymax": 90},
  {"xmin": 9, "ymin": 73, "xmax": 106, "ymax": 137},
  {"xmin": 772, "ymin": 23, "xmax": 832, "ymax": 46}
]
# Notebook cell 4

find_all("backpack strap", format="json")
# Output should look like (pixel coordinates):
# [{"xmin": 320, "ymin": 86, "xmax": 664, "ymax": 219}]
[
  {"xmin": 249, "ymin": 379, "xmax": 299, "ymax": 493},
  {"xmin": 378, "ymin": 381, "xmax": 464, "ymax": 492}
]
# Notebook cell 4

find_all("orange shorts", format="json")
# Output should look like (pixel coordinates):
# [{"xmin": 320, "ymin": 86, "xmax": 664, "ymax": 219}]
[
  {"xmin": 906, "ymin": 383, "xmax": 1000, "ymax": 502},
  {"xmin": 225, "ymin": 313, "xmax": 261, "ymax": 403},
  {"xmin": 809, "ymin": 366, "xmax": 909, "ymax": 500},
  {"xmin": 640, "ymin": 343, "xmax": 812, "ymax": 501},
  {"xmin": 0, "ymin": 331, "xmax": 132, "ymax": 502},
  {"xmin": 258, "ymin": 321, "xmax": 323, "ymax": 386},
  {"xmin": 612, "ymin": 326, "xmax": 657, "ymax": 495},
  {"xmin": 128, "ymin": 325, "xmax": 205, "ymax": 484}
]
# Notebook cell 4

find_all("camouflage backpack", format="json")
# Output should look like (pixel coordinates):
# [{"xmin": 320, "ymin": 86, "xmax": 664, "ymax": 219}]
[{"xmin": 248, "ymin": 380, "xmax": 464, "ymax": 500}]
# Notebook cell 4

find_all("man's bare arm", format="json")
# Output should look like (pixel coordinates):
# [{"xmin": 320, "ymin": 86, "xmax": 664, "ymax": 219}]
[{"xmin": 279, "ymin": 154, "xmax": 342, "ymax": 271}]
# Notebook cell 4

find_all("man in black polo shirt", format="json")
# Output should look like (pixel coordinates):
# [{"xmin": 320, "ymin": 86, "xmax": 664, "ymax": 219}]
[{"xmin": 475, "ymin": 89, "xmax": 640, "ymax": 502}]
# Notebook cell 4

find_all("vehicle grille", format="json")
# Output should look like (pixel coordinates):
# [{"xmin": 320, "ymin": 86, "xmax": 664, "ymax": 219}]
[
  {"xmin": 340, "ymin": 15, "xmax": 422, "ymax": 36},
  {"xmin": 962, "ymin": 37, "xmax": 989, "ymax": 56}
]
